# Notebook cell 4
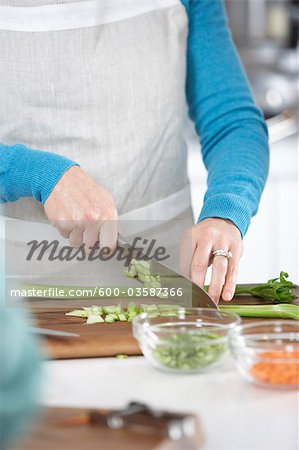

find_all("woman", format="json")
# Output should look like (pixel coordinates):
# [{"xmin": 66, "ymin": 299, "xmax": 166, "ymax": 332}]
[{"xmin": 0, "ymin": 0, "xmax": 269, "ymax": 303}]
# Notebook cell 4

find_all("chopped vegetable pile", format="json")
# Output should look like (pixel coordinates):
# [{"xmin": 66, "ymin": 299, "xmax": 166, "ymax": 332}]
[
  {"xmin": 251, "ymin": 350, "xmax": 299, "ymax": 386},
  {"xmin": 125, "ymin": 259, "xmax": 167, "ymax": 298},
  {"xmin": 66, "ymin": 301, "xmax": 299, "ymax": 325},
  {"xmin": 235, "ymin": 272, "xmax": 297, "ymax": 303},
  {"xmin": 65, "ymin": 302, "xmax": 179, "ymax": 324},
  {"xmin": 152, "ymin": 332, "xmax": 227, "ymax": 371}
]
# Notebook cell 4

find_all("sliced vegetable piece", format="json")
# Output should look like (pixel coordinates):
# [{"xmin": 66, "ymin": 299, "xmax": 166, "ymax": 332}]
[
  {"xmin": 83, "ymin": 305, "xmax": 103, "ymax": 315},
  {"xmin": 115, "ymin": 303, "xmax": 124, "ymax": 314},
  {"xmin": 158, "ymin": 305, "xmax": 179, "ymax": 311},
  {"xmin": 65, "ymin": 310, "xmax": 88, "ymax": 318},
  {"xmin": 127, "ymin": 301, "xmax": 139, "ymax": 314},
  {"xmin": 103, "ymin": 305, "xmax": 117, "ymax": 314},
  {"xmin": 86, "ymin": 314, "xmax": 105, "ymax": 324},
  {"xmin": 118, "ymin": 313, "xmax": 127, "ymax": 322},
  {"xmin": 105, "ymin": 314, "xmax": 115, "ymax": 323},
  {"xmin": 140, "ymin": 304, "xmax": 159, "ymax": 313},
  {"xmin": 125, "ymin": 259, "xmax": 164, "ymax": 294}
]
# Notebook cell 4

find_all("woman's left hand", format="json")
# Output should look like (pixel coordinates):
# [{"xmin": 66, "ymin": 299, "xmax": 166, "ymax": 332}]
[{"xmin": 180, "ymin": 218, "xmax": 243, "ymax": 304}]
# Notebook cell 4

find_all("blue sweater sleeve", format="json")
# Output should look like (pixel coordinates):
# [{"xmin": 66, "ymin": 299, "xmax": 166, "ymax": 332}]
[
  {"xmin": 184, "ymin": 0, "xmax": 269, "ymax": 237},
  {"xmin": 0, "ymin": 144, "xmax": 78, "ymax": 204}
]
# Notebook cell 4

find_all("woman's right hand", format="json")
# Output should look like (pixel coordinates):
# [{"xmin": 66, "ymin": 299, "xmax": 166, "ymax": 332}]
[{"xmin": 44, "ymin": 166, "xmax": 118, "ymax": 252}]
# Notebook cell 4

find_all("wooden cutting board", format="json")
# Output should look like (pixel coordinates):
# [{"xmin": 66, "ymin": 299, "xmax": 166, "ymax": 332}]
[
  {"xmin": 28, "ymin": 287, "xmax": 298, "ymax": 360},
  {"xmin": 31, "ymin": 306, "xmax": 140, "ymax": 359}
]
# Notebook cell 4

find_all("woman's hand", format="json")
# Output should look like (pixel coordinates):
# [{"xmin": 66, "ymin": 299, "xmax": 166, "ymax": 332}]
[
  {"xmin": 181, "ymin": 218, "xmax": 243, "ymax": 304},
  {"xmin": 44, "ymin": 166, "xmax": 118, "ymax": 251}
]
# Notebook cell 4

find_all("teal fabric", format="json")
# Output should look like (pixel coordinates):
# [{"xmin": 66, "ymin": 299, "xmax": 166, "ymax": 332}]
[
  {"xmin": 0, "ymin": 144, "xmax": 78, "ymax": 204},
  {"xmin": 0, "ymin": 222, "xmax": 42, "ymax": 448},
  {"xmin": 0, "ymin": 306, "xmax": 42, "ymax": 448},
  {"xmin": 184, "ymin": 0, "xmax": 269, "ymax": 236},
  {"xmin": 0, "ymin": 0, "xmax": 269, "ymax": 236}
]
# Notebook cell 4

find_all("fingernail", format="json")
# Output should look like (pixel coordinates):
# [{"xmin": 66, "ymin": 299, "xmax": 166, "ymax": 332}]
[{"xmin": 223, "ymin": 291, "xmax": 232, "ymax": 302}]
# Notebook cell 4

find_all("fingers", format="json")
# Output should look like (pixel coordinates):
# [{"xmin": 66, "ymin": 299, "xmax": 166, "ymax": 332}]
[
  {"xmin": 181, "ymin": 219, "xmax": 243, "ymax": 304},
  {"xmin": 68, "ymin": 225, "xmax": 84, "ymax": 248},
  {"xmin": 56, "ymin": 219, "xmax": 118, "ymax": 255},
  {"xmin": 43, "ymin": 166, "xmax": 119, "ymax": 252},
  {"xmin": 191, "ymin": 241, "xmax": 213, "ymax": 289},
  {"xmin": 180, "ymin": 228, "xmax": 212, "ymax": 287},
  {"xmin": 82, "ymin": 222, "xmax": 101, "ymax": 253},
  {"xmin": 222, "ymin": 247, "xmax": 242, "ymax": 302},
  {"xmin": 179, "ymin": 228, "xmax": 196, "ymax": 278},
  {"xmin": 208, "ymin": 253, "xmax": 229, "ymax": 304},
  {"xmin": 222, "ymin": 260, "xmax": 238, "ymax": 302},
  {"xmin": 53, "ymin": 220, "xmax": 73, "ymax": 239},
  {"xmin": 99, "ymin": 220, "xmax": 118, "ymax": 254},
  {"xmin": 80, "ymin": 220, "xmax": 118, "ymax": 254},
  {"xmin": 209, "ymin": 242, "xmax": 242, "ymax": 303}
]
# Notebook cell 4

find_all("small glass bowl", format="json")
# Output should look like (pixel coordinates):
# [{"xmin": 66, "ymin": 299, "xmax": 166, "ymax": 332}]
[
  {"xmin": 132, "ymin": 308, "xmax": 240, "ymax": 373},
  {"xmin": 229, "ymin": 321, "xmax": 299, "ymax": 390}
]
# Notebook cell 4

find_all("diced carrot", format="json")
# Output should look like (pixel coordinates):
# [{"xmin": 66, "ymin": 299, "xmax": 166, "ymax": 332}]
[{"xmin": 251, "ymin": 350, "xmax": 299, "ymax": 386}]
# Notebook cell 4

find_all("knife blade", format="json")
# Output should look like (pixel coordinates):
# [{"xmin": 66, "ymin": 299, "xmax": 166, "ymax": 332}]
[
  {"xmin": 29, "ymin": 327, "xmax": 80, "ymax": 338},
  {"xmin": 118, "ymin": 238, "xmax": 217, "ymax": 309}
]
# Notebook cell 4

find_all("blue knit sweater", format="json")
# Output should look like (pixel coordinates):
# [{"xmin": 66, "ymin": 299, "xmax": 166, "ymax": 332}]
[{"xmin": 0, "ymin": 0, "xmax": 269, "ymax": 237}]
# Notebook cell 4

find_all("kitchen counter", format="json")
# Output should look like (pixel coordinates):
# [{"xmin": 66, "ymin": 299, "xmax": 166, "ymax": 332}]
[{"xmin": 41, "ymin": 356, "xmax": 298, "ymax": 450}]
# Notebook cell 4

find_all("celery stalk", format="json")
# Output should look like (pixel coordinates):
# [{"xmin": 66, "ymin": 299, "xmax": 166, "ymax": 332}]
[
  {"xmin": 234, "ymin": 272, "xmax": 296, "ymax": 303},
  {"xmin": 219, "ymin": 303, "xmax": 299, "ymax": 320}
]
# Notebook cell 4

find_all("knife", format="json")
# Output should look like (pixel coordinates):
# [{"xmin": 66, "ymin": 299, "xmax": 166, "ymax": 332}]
[
  {"xmin": 56, "ymin": 401, "xmax": 202, "ymax": 445},
  {"xmin": 29, "ymin": 327, "xmax": 80, "ymax": 338},
  {"xmin": 118, "ymin": 238, "xmax": 217, "ymax": 309}
]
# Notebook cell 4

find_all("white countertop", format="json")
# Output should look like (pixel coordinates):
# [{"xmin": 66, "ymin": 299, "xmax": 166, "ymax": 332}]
[{"xmin": 41, "ymin": 356, "xmax": 298, "ymax": 450}]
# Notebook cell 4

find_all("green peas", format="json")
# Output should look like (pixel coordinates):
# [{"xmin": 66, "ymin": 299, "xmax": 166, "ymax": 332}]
[{"xmin": 153, "ymin": 332, "xmax": 227, "ymax": 370}]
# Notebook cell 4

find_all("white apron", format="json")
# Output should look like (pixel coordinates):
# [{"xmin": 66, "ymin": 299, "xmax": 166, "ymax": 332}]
[
  {"xmin": 0, "ymin": 0, "xmax": 192, "ymax": 223},
  {"xmin": 1, "ymin": 0, "xmax": 194, "ymax": 285}
]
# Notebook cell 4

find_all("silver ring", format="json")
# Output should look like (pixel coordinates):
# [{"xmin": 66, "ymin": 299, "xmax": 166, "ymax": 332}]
[{"xmin": 212, "ymin": 249, "xmax": 233, "ymax": 260}]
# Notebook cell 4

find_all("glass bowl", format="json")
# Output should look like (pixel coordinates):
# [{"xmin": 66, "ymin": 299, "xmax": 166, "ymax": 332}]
[
  {"xmin": 132, "ymin": 308, "xmax": 240, "ymax": 373},
  {"xmin": 229, "ymin": 321, "xmax": 299, "ymax": 390}
]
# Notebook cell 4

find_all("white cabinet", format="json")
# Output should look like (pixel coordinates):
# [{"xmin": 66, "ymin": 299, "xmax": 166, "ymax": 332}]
[{"xmin": 187, "ymin": 123, "xmax": 298, "ymax": 284}]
